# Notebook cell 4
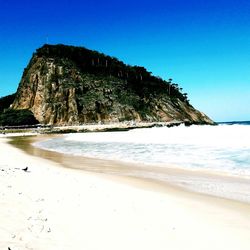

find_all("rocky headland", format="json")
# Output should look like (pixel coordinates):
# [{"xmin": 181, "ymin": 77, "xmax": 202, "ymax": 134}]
[{"xmin": 5, "ymin": 44, "xmax": 213, "ymax": 126}]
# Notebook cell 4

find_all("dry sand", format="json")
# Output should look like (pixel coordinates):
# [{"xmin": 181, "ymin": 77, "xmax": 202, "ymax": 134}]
[{"xmin": 0, "ymin": 136, "xmax": 250, "ymax": 250}]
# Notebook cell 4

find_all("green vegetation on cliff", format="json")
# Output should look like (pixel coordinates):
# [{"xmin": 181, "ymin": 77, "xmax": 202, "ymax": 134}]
[
  {"xmin": 0, "ymin": 109, "xmax": 39, "ymax": 126},
  {"xmin": 36, "ymin": 44, "xmax": 189, "ymax": 103},
  {"xmin": 0, "ymin": 93, "xmax": 16, "ymax": 113},
  {"xmin": 0, "ymin": 94, "xmax": 39, "ymax": 126}
]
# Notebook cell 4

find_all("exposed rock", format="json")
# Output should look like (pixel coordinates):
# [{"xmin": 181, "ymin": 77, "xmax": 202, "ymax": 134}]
[{"xmin": 12, "ymin": 44, "xmax": 214, "ymax": 125}]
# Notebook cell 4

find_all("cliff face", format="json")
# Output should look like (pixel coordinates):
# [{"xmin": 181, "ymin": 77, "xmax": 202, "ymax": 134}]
[{"xmin": 12, "ymin": 44, "xmax": 214, "ymax": 125}]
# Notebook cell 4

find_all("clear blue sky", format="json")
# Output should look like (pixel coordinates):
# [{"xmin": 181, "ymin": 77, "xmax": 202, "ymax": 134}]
[{"xmin": 0, "ymin": 0, "xmax": 249, "ymax": 122}]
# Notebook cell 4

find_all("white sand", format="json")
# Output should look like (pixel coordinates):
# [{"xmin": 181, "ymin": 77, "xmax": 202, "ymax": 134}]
[{"xmin": 0, "ymin": 137, "xmax": 250, "ymax": 250}]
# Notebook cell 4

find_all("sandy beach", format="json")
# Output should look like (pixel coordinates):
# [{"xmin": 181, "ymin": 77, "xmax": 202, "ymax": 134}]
[{"xmin": 1, "ymin": 135, "xmax": 250, "ymax": 250}]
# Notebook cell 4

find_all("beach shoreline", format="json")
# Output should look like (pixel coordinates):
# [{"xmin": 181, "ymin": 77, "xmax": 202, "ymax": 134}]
[
  {"xmin": 0, "ymin": 120, "xmax": 185, "ymax": 135},
  {"xmin": 12, "ymin": 134, "xmax": 250, "ymax": 204},
  {"xmin": 1, "ymin": 135, "xmax": 250, "ymax": 250}
]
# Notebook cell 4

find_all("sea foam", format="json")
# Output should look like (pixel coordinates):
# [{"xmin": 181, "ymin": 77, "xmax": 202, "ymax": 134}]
[
  {"xmin": 36, "ymin": 124, "xmax": 250, "ymax": 177},
  {"xmin": 34, "ymin": 124, "xmax": 250, "ymax": 203}
]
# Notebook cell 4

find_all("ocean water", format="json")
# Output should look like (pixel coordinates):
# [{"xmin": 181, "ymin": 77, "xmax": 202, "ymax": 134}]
[
  {"xmin": 34, "ymin": 123, "xmax": 250, "ymax": 202},
  {"xmin": 35, "ymin": 124, "xmax": 250, "ymax": 177}
]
